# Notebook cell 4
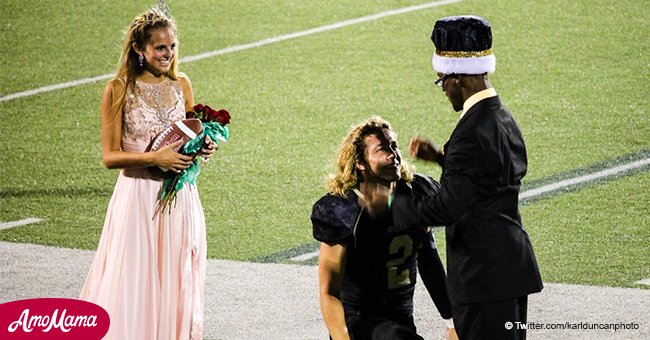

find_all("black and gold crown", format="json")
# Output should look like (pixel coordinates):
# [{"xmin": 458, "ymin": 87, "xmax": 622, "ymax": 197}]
[{"xmin": 431, "ymin": 15, "xmax": 496, "ymax": 74}]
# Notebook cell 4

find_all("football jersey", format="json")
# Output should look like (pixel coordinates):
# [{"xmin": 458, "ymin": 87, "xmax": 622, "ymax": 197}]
[{"xmin": 312, "ymin": 175, "xmax": 441, "ymax": 320}]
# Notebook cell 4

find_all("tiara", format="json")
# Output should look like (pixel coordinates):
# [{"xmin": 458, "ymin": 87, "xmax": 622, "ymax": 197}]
[{"xmin": 133, "ymin": 0, "xmax": 172, "ymax": 25}]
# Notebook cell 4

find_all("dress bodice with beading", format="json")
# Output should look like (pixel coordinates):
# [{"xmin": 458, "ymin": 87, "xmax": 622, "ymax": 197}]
[{"xmin": 122, "ymin": 78, "xmax": 185, "ymax": 152}]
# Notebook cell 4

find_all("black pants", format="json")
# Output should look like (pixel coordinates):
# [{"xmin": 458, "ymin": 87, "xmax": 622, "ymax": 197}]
[
  {"xmin": 452, "ymin": 295, "xmax": 528, "ymax": 340},
  {"xmin": 345, "ymin": 314, "xmax": 423, "ymax": 340}
]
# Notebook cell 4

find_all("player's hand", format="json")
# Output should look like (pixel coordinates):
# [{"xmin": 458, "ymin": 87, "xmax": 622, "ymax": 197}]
[
  {"xmin": 408, "ymin": 136, "xmax": 444, "ymax": 166},
  {"xmin": 153, "ymin": 140, "xmax": 193, "ymax": 173},
  {"xmin": 357, "ymin": 181, "xmax": 392, "ymax": 219},
  {"xmin": 198, "ymin": 136, "xmax": 218, "ymax": 162}
]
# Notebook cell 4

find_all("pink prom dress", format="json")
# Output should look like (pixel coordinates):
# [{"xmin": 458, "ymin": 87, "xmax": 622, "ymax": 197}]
[{"xmin": 80, "ymin": 78, "xmax": 206, "ymax": 340}]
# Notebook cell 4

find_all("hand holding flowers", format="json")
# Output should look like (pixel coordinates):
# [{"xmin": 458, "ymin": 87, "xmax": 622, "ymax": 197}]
[
  {"xmin": 186, "ymin": 104, "xmax": 230, "ymax": 163},
  {"xmin": 157, "ymin": 103, "xmax": 231, "ymax": 212}
]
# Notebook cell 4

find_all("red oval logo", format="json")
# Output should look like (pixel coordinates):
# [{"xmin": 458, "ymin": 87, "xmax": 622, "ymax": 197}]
[{"xmin": 0, "ymin": 298, "xmax": 110, "ymax": 339}]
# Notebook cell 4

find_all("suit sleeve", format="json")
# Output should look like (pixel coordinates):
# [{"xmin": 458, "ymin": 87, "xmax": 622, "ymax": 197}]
[
  {"xmin": 392, "ymin": 132, "xmax": 482, "ymax": 228},
  {"xmin": 417, "ymin": 231, "xmax": 453, "ymax": 319}
]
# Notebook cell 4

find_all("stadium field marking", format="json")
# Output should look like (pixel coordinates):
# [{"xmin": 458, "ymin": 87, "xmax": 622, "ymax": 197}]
[
  {"xmin": 0, "ymin": 0, "xmax": 463, "ymax": 103},
  {"xmin": 289, "ymin": 156, "xmax": 650, "ymax": 262},
  {"xmin": 180, "ymin": 0, "xmax": 462, "ymax": 64},
  {"xmin": 0, "ymin": 218, "xmax": 43, "ymax": 231},
  {"xmin": 289, "ymin": 250, "xmax": 321, "ymax": 262},
  {"xmin": 635, "ymin": 278, "xmax": 650, "ymax": 286},
  {"xmin": 519, "ymin": 157, "xmax": 650, "ymax": 200}
]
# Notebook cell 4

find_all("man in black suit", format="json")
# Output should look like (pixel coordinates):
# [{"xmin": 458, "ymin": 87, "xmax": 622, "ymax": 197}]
[{"xmin": 360, "ymin": 16, "xmax": 543, "ymax": 339}]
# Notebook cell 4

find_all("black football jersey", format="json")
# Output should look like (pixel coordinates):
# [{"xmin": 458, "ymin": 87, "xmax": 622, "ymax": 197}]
[{"xmin": 312, "ymin": 175, "xmax": 441, "ymax": 319}]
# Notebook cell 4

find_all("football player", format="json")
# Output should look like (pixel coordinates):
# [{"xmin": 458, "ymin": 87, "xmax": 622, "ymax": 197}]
[{"xmin": 312, "ymin": 116, "xmax": 457, "ymax": 340}]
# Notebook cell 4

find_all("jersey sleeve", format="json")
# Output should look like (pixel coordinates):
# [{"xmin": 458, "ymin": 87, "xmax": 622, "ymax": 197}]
[
  {"xmin": 311, "ymin": 193, "xmax": 360, "ymax": 245},
  {"xmin": 418, "ymin": 230, "xmax": 453, "ymax": 319}
]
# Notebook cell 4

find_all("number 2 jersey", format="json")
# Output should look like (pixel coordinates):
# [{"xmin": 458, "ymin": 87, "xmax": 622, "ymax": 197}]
[{"xmin": 311, "ymin": 174, "xmax": 452, "ymax": 322}]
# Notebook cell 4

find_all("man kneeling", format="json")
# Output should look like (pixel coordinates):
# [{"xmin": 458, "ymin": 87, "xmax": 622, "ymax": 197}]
[{"xmin": 311, "ymin": 116, "xmax": 457, "ymax": 340}]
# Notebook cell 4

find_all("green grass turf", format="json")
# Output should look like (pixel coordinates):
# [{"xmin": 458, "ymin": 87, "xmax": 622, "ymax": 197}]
[
  {"xmin": 522, "ymin": 171, "xmax": 650, "ymax": 289},
  {"xmin": 1, "ymin": 0, "xmax": 648, "ymax": 289}
]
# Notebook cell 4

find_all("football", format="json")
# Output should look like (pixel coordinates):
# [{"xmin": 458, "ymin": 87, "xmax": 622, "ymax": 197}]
[{"xmin": 150, "ymin": 118, "xmax": 204, "ymax": 171}]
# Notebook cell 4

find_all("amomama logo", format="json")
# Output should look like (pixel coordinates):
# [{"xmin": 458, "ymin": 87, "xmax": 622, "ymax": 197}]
[{"xmin": 0, "ymin": 298, "xmax": 109, "ymax": 339}]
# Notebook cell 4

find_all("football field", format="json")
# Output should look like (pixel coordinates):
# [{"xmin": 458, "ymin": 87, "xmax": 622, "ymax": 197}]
[{"xmin": 1, "ymin": 0, "xmax": 648, "ymax": 305}]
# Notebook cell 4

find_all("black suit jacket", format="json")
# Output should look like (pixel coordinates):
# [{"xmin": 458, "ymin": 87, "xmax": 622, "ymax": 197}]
[{"xmin": 392, "ymin": 95, "xmax": 543, "ymax": 304}]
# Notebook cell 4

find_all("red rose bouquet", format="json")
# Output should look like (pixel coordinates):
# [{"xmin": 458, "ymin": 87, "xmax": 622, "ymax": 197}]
[{"xmin": 157, "ymin": 104, "xmax": 231, "ymax": 212}]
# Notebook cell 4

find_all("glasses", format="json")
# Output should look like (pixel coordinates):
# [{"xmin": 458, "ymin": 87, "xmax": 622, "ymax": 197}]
[{"xmin": 434, "ymin": 74, "xmax": 450, "ymax": 87}]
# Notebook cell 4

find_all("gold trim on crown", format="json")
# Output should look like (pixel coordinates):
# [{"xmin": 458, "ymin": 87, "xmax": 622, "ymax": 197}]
[{"xmin": 435, "ymin": 49, "xmax": 493, "ymax": 58}]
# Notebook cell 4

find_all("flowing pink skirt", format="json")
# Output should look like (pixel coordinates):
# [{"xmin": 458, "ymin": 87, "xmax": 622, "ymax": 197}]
[{"xmin": 80, "ymin": 168, "xmax": 206, "ymax": 340}]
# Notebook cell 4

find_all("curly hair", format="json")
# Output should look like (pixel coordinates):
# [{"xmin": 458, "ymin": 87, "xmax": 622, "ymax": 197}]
[{"xmin": 326, "ymin": 116, "xmax": 414, "ymax": 198}]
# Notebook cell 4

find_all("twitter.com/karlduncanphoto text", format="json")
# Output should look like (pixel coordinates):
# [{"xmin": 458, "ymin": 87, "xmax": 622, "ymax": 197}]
[{"xmin": 504, "ymin": 321, "xmax": 640, "ymax": 332}]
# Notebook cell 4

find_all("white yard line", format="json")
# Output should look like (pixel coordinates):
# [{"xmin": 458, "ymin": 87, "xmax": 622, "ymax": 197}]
[
  {"xmin": 0, "ymin": 0, "xmax": 463, "ymax": 103},
  {"xmin": 519, "ymin": 157, "xmax": 650, "ymax": 200},
  {"xmin": 635, "ymin": 278, "xmax": 650, "ymax": 286},
  {"xmin": 0, "ymin": 218, "xmax": 43, "ymax": 231},
  {"xmin": 295, "ymin": 157, "xmax": 650, "ymax": 262},
  {"xmin": 289, "ymin": 250, "xmax": 321, "ymax": 262}
]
